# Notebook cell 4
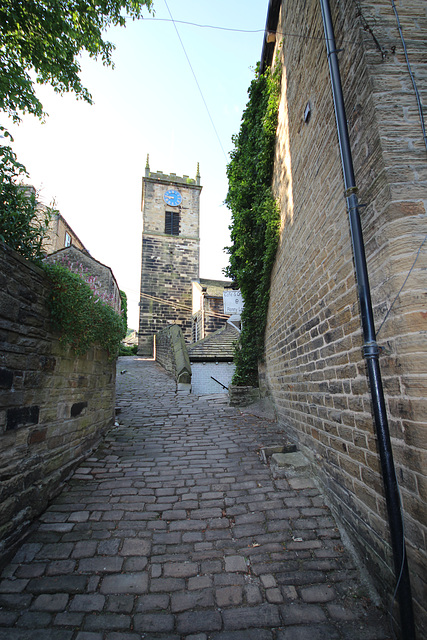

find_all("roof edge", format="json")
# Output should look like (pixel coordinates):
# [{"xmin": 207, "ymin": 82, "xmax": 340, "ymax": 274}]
[{"xmin": 260, "ymin": 0, "xmax": 282, "ymax": 74}]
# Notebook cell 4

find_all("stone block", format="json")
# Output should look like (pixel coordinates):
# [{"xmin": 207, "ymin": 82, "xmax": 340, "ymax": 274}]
[
  {"xmin": 270, "ymin": 452, "xmax": 310, "ymax": 475},
  {"xmin": 100, "ymin": 573, "xmax": 148, "ymax": 595}
]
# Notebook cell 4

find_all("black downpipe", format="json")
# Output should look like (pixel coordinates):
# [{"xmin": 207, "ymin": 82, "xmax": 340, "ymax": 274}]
[{"xmin": 319, "ymin": 1, "xmax": 415, "ymax": 638}]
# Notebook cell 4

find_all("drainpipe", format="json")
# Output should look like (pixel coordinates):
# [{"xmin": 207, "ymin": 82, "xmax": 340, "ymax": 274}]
[{"xmin": 319, "ymin": 1, "xmax": 415, "ymax": 638}]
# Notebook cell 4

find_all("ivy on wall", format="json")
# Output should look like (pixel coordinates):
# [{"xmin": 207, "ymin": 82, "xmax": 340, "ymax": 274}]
[
  {"xmin": 225, "ymin": 64, "xmax": 281, "ymax": 386},
  {"xmin": 43, "ymin": 262, "xmax": 126, "ymax": 358}
]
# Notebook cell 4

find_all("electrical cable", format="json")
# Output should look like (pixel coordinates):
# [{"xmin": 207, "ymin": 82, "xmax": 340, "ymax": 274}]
[
  {"xmin": 390, "ymin": 0, "xmax": 427, "ymax": 155},
  {"xmin": 376, "ymin": 234, "xmax": 427, "ymax": 337},
  {"xmin": 138, "ymin": 17, "xmax": 383, "ymax": 46},
  {"xmin": 163, "ymin": 1, "xmax": 228, "ymax": 160},
  {"xmin": 140, "ymin": 18, "xmax": 265, "ymax": 33}
]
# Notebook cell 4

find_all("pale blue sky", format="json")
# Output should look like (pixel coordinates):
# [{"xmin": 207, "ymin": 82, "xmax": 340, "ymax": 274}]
[{"xmin": 7, "ymin": 1, "xmax": 267, "ymax": 329}]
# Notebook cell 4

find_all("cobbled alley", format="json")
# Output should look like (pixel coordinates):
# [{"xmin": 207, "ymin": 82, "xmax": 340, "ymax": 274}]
[{"xmin": 0, "ymin": 357, "xmax": 390, "ymax": 639}]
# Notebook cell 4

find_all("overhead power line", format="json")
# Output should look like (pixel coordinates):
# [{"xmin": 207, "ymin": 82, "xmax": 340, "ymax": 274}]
[{"xmin": 163, "ymin": 0, "xmax": 228, "ymax": 160}]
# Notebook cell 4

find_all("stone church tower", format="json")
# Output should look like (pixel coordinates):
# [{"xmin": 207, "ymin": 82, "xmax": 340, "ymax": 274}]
[{"xmin": 138, "ymin": 158, "xmax": 202, "ymax": 356}]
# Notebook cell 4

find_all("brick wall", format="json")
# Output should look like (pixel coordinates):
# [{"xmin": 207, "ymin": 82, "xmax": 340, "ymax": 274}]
[
  {"xmin": 0, "ymin": 244, "xmax": 116, "ymax": 565},
  {"xmin": 264, "ymin": 0, "xmax": 426, "ymax": 632}
]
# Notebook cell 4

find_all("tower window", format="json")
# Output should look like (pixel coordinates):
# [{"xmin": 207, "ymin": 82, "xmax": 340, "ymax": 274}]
[{"xmin": 165, "ymin": 211, "xmax": 180, "ymax": 236}]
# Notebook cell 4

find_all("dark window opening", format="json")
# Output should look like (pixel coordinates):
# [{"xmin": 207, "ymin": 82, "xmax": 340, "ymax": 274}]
[{"xmin": 165, "ymin": 211, "xmax": 180, "ymax": 236}]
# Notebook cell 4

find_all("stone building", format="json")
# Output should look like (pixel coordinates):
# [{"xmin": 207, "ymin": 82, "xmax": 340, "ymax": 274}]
[
  {"xmin": 138, "ymin": 159, "xmax": 202, "ymax": 356},
  {"xmin": 42, "ymin": 211, "xmax": 88, "ymax": 255},
  {"xmin": 192, "ymin": 278, "xmax": 232, "ymax": 342},
  {"xmin": 260, "ymin": 0, "xmax": 426, "ymax": 633},
  {"xmin": 188, "ymin": 322, "xmax": 239, "ymax": 395},
  {"xmin": 24, "ymin": 186, "xmax": 88, "ymax": 255}
]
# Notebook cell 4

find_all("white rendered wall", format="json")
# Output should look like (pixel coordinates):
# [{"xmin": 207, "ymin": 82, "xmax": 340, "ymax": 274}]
[{"xmin": 191, "ymin": 362, "xmax": 235, "ymax": 395}]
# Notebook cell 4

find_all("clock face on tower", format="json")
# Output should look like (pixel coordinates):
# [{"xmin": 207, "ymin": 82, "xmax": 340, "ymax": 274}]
[{"xmin": 164, "ymin": 189, "xmax": 182, "ymax": 207}]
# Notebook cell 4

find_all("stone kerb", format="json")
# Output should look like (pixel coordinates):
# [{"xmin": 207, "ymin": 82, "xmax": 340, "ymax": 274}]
[
  {"xmin": 0, "ymin": 243, "xmax": 116, "ymax": 567},
  {"xmin": 156, "ymin": 324, "xmax": 192, "ymax": 387}
]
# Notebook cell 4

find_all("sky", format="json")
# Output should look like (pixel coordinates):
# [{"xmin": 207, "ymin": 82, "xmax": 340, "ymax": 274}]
[{"xmin": 6, "ymin": 1, "xmax": 268, "ymax": 329}]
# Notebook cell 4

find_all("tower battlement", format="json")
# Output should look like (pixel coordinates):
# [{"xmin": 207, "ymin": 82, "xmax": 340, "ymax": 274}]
[{"xmin": 145, "ymin": 156, "xmax": 201, "ymax": 186}]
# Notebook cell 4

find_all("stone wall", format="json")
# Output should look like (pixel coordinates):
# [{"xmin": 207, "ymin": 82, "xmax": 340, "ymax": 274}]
[
  {"xmin": 156, "ymin": 324, "xmax": 191, "ymax": 386},
  {"xmin": 0, "ymin": 244, "xmax": 116, "ymax": 565},
  {"xmin": 264, "ymin": 0, "xmax": 426, "ymax": 633},
  {"xmin": 45, "ymin": 245, "xmax": 122, "ymax": 313},
  {"xmin": 139, "ymin": 235, "xmax": 199, "ymax": 355}
]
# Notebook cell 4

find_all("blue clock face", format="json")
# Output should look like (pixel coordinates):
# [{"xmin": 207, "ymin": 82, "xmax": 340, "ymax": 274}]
[{"xmin": 164, "ymin": 189, "xmax": 182, "ymax": 207}]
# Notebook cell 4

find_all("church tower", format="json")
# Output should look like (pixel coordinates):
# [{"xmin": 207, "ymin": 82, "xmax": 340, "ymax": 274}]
[{"xmin": 138, "ymin": 157, "xmax": 201, "ymax": 356}]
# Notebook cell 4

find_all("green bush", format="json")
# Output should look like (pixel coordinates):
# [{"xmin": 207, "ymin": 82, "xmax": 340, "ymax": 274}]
[
  {"xmin": 43, "ymin": 262, "xmax": 126, "ymax": 358},
  {"xmin": 118, "ymin": 344, "xmax": 138, "ymax": 356}
]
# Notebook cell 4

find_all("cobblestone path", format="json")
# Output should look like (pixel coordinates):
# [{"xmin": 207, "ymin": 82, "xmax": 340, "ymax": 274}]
[{"xmin": 0, "ymin": 357, "xmax": 390, "ymax": 639}]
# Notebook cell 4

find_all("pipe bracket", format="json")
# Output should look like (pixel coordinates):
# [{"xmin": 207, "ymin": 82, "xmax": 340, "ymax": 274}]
[
  {"xmin": 363, "ymin": 341, "xmax": 380, "ymax": 360},
  {"xmin": 344, "ymin": 186, "xmax": 359, "ymax": 197},
  {"xmin": 327, "ymin": 48, "xmax": 344, "ymax": 57}
]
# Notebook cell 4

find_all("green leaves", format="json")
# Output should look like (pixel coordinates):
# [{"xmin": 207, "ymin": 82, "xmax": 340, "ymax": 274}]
[
  {"xmin": 225, "ymin": 65, "xmax": 281, "ymax": 386},
  {"xmin": 0, "ymin": 0, "xmax": 153, "ymax": 121},
  {"xmin": 0, "ymin": 133, "xmax": 55, "ymax": 263},
  {"xmin": 43, "ymin": 262, "xmax": 127, "ymax": 358}
]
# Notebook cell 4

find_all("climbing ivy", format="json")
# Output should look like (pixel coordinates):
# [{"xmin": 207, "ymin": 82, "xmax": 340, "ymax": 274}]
[
  {"xmin": 43, "ymin": 262, "xmax": 126, "ymax": 358},
  {"xmin": 225, "ymin": 63, "xmax": 281, "ymax": 386}
]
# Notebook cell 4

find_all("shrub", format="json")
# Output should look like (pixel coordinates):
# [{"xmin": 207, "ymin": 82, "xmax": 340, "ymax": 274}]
[{"xmin": 43, "ymin": 262, "xmax": 126, "ymax": 358}]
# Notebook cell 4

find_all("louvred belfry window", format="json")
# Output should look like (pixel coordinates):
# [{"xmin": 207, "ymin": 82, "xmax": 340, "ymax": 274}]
[{"xmin": 165, "ymin": 211, "xmax": 180, "ymax": 236}]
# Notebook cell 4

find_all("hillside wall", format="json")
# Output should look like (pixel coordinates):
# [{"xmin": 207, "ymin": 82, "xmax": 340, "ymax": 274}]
[
  {"xmin": 0, "ymin": 244, "xmax": 116, "ymax": 565},
  {"xmin": 264, "ymin": 0, "xmax": 426, "ymax": 632}
]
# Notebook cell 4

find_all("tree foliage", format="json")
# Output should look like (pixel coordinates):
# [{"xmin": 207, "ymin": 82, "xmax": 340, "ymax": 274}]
[
  {"xmin": 0, "ymin": 129, "xmax": 54, "ymax": 262},
  {"xmin": 225, "ymin": 64, "xmax": 281, "ymax": 386},
  {"xmin": 0, "ymin": 0, "xmax": 153, "ymax": 121}
]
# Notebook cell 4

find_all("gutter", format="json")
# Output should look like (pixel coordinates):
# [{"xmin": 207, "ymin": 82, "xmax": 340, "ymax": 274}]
[
  {"xmin": 260, "ymin": 0, "xmax": 282, "ymax": 73},
  {"xmin": 319, "ymin": 1, "xmax": 415, "ymax": 637}
]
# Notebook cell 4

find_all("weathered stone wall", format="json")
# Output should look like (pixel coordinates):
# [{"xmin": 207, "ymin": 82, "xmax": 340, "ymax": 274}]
[
  {"xmin": 0, "ymin": 244, "xmax": 116, "ymax": 565},
  {"xmin": 139, "ymin": 235, "xmax": 199, "ymax": 354},
  {"xmin": 45, "ymin": 245, "xmax": 122, "ymax": 313},
  {"xmin": 264, "ymin": 0, "xmax": 426, "ymax": 632},
  {"xmin": 156, "ymin": 324, "xmax": 191, "ymax": 385}
]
